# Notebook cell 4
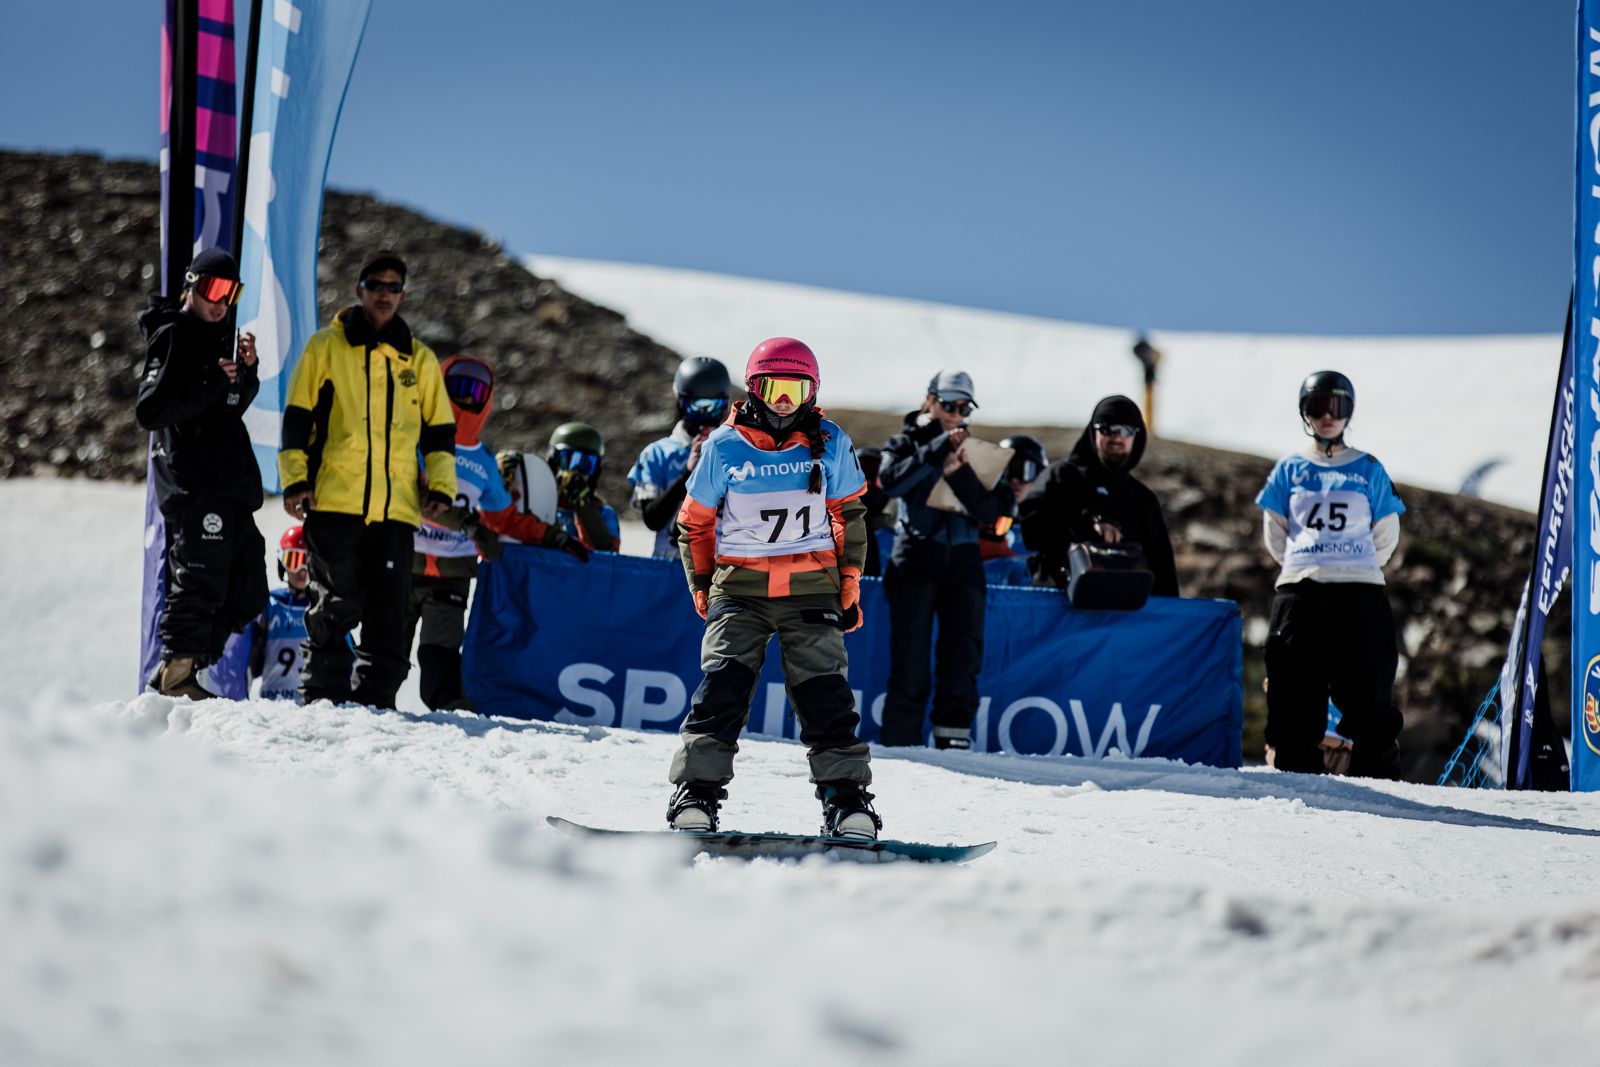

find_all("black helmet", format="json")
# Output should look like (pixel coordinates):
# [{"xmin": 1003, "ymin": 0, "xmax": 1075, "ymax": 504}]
[
  {"xmin": 1298, "ymin": 370, "xmax": 1355, "ymax": 422},
  {"xmin": 999, "ymin": 434, "xmax": 1048, "ymax": 484},
  {"xmin": 674, "ymin": 356, "xmax": 732, "ymax": 429},
  {"xmin": 674, "ymin": 356, "xmax": 732, "ymax": 397}
]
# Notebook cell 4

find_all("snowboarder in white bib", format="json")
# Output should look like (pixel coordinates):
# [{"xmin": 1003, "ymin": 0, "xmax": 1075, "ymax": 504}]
[
  {"xmin": 1256, "ymin": 371, "xmax": 1406, "ymax": 779},
  {"xmin": 668, "ymin": 338, "xmax": 880, "ymax": 839}
]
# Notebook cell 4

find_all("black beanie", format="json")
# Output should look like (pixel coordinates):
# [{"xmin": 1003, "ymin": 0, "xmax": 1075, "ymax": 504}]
[
  {"xmin": 1091, "ymin": 395, "xmax": 1145, "ymax": 432},
  {"xmin": 185, "ymin": 246, "xmax": 241, "ymax": 283}
]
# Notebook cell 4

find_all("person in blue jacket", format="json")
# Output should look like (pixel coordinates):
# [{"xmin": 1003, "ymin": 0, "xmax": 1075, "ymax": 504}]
[
  {"xmin": 628, "ymin": 356, "xmax": 733, "ymax": 558},
  {"xmin": 877, "ymin": 370, "xmax": 1015, "ymax": 750},
  {"xmin": 1256, "ymin": 370, "xmax": 1406, "ymax": 779}
]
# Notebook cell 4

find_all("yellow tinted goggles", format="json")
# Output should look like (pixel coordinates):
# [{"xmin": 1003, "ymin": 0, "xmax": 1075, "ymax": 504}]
[{"xmin": 753, "ymin": 376, "xmax": 814, "ymax": 406}]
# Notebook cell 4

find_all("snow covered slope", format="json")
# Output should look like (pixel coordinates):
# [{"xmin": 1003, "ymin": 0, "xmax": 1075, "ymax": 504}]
[
  {"xmin": 528, "ymin": 256, "xmax": 1557, "ymax": 511},
  {"xmin": 7, "ymin": 695, "xmax": 1600, "ymax": 1066},
  {"xmin": 6, "ymin": 479, "xmax": 1598, "ymax": 1065}
]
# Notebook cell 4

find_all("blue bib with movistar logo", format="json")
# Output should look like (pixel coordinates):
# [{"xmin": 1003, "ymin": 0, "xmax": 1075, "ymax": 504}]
[
  {"xmin": 1255, "ymin": 450, "xmax": 1404, "ymax": 567},
  {"xmin": 628, "ymin": 434, "xmax": 692, "ymax": 557},
  {"xmin": 415, "ymin": 442, "xmax": 513, "ymax": 558},
  {"xmin": 686, "ymin": 419, "xmax": 866, "ymax": 557}
]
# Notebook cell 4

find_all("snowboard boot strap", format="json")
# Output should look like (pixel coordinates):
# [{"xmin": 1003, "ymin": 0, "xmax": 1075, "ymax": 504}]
[
  {"xmin": 816, "ymin": 782, "xmax": 882, "ymax": 841},
  {"xmin": 667, "ymin": 782, "xmax": 728, "ymax": 832}
]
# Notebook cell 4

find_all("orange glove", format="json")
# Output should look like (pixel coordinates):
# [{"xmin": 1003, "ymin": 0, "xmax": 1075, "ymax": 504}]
[
  {"xmin": 840, "ymin": 569, "xmax": 863, "ymax": 633},
  {"xmin": 693, "ymin": 588, "xmax": 710, "ymax": 619}
]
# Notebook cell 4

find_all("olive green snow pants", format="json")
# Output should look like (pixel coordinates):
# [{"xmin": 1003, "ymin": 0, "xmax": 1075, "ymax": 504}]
[{"xmin": 669, "ymin": 594, "xmax": 871, "ymax": 787}]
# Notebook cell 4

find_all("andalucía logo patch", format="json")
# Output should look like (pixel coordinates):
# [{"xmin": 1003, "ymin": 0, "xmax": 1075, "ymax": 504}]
[{"xmin": 1584, "ymin": 656, "xmax": 1600, "ymax": 758}]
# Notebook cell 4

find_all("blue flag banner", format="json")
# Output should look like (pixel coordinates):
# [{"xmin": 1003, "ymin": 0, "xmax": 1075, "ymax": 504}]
[
  {"xmin": 1574, "ymin": 1, "xmax": 1600, "ymax": 790},
  {"xmin": 1501, "ymin": 317, "xmax": 1574, "ymax": 788},
  {"xmin": 463, "ymin": 550, "xmax": 1245, "ymax": 767},
  {"xmin": 236, "ymin": 0, "xmax": 374, "ymax": 491}
]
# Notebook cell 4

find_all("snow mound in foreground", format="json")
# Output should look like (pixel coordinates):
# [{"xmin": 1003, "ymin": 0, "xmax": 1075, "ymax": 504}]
[{"xmin": 4, "ymin": 696, "xmax": 1600, "ymax": 1065}]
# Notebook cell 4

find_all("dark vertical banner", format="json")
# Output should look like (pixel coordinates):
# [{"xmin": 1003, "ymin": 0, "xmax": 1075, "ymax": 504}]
[
  {"xmin": 1499, "ymin": 308, "xmax": 1574, "ymax": 788},
  {"xmin": 1573, "ymin": 0, "xmax": 1600, "ymax": 790},
  {"xmin": 140, "ymin": 0, "xmax": 242, "ymax": 694}
]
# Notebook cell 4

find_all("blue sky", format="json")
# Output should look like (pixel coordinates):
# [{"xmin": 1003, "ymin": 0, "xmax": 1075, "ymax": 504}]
[{"xmin": 0, "ymin": 1, "xmax": 1576, "ymax": 334}]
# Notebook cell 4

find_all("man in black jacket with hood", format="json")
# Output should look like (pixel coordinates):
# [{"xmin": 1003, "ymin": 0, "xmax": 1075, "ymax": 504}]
[
  {"xmin": 136, "ymin": 247, "xmax": 267, "ymax": 699},
  {"xmin": 1019, "ymin": 395, "xmax": 1179, "ymax": 597}
]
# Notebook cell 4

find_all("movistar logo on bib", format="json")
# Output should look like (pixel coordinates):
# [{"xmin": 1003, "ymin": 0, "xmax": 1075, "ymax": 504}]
[{"xmin": 727, "ymin": 458, "xmax": 815, "ymax": 483}]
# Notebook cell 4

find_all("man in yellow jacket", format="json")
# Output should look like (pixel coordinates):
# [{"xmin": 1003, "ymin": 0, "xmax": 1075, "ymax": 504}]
[{"xmin": 279, "ymin": 251, "xmax": 456, "ymax": 708}]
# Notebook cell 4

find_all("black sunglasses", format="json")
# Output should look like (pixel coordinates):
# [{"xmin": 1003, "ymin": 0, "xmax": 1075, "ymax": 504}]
[
  {"xmin": 939, "ymin": 399, "xmax": 975, "ymax": 417},
  {"xmin": 360, "ymin": 278, "xmax": 405, "ymax": 294},
  {"xmin": 1093, "ymin": 422, "xmax": 1139, "ymax": 438}
]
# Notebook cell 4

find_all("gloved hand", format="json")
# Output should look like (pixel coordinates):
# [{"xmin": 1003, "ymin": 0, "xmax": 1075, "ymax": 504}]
[
  {"xmin": 839, "ymin": 569, "xmax": 863, "ymax": 633},
  {"xmin": 693, "ymin": 588, "xmax": 710, "ymax": 619},
  {"xmin": 840, "ymin": 569, "xmax": 861, "ymax": 611},
  {"xmin": 556, "ymin": 469, "xmax": 595, "ymax": 509},
  {"xmin": 423, "ymin": 489, "xmax": 453, "ymax": 519},
  {"xmin": 541, "ymin": 524, "xmax": 590, "ymax": 563},
  {"xmin": 464, "ymin": 514, "xmax": 503, "ymax": 562}
]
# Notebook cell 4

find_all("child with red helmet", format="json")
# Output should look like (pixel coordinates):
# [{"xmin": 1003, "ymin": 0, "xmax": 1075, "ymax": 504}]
[
  {"xmin": 247, "ymin": 526, "xmax": 313, "ymax": 701},
  {"xmin": 668, "ymin": 338, "xmax": 881, "ymax": 839}
]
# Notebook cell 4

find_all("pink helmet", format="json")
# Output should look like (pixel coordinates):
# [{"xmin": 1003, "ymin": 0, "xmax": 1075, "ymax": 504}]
[{"xmin": 745, "ymin": 337, "xmax": 819, "ymax": 391}]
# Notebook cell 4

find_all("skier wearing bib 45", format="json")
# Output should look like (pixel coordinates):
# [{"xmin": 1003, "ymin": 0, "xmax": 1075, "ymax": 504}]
[
  {"xmin": 669, "ymin": 338, "xmax": 880, "ymax": 839},
  {"xmin": 1256, "ymin": 371, "xmax": 1406, "ymax": 779}
]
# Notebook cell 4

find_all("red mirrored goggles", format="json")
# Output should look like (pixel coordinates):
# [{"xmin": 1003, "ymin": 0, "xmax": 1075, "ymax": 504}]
[
  {"xmin": 278, "ymin": 547, "xmax": 308, "ymax": 573},
  {"xmin": 187, "ymin": 272, "xmax": 244, "ymax": 306},
  {"xmin": 752, "ymin": 375, "xmax": 814, "ymax": 407}
]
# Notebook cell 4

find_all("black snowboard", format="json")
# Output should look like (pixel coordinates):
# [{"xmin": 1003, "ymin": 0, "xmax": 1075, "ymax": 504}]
[{"xmin": 546, "ymin": 817, "xmax": 996, "ymax": 864}]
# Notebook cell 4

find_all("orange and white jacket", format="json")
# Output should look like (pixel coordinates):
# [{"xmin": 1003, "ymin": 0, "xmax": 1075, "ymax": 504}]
[{"xmin": 676, "ymin": 404, "xmax": 868, "ymax": 600}]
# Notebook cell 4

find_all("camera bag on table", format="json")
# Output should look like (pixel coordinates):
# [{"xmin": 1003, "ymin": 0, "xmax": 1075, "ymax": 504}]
[{"xmin": 1066, "ymin": 542, "xmax": 1153, "ymax": 611}]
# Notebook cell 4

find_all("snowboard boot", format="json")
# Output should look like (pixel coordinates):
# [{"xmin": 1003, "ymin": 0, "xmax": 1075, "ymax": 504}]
[
  {"xmin": 666, "ymin": 782, "xmax": 728, "ymax": 832},
  {"xmin": 154, "ymin": 656, "xmax": 217, "ymax": 701},
  {"xmin": 932, "ymin": 726, "xmax": 971, "ymax": 751},
  {"xmin": 817, "ymin": 781, "xmax": 883, "ymax": 841}
]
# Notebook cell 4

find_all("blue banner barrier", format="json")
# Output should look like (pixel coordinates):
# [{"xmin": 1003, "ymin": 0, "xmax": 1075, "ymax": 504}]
[{"xmin": 464, "ymin": 548, "xmax": 1244, "ymax": 767}]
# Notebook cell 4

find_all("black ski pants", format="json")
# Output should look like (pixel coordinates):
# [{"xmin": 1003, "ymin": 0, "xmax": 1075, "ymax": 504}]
[
  {"xmin": 160, "ymin": 497, "xmax": 267, "ymax": 666},
  {"xmin": 404, "ymin": 572, "xmax": 472, "ymax": 711},
  {"xmin": 879, "ymin": 557, "xmax": 987, "ymax": 746},
  {"xmin": 1264, "ymin": 579, "xmax": 1403, "ymax": 779},
  {"xmin": 302, "ymin": 512, "xmax": 415, "ymax": 709}
]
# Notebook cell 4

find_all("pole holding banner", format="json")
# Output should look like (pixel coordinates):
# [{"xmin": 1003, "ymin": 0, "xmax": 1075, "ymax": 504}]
[{"xmin": 1572, "ymin": 0, "xmax": 1600, "ymax": 790}]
